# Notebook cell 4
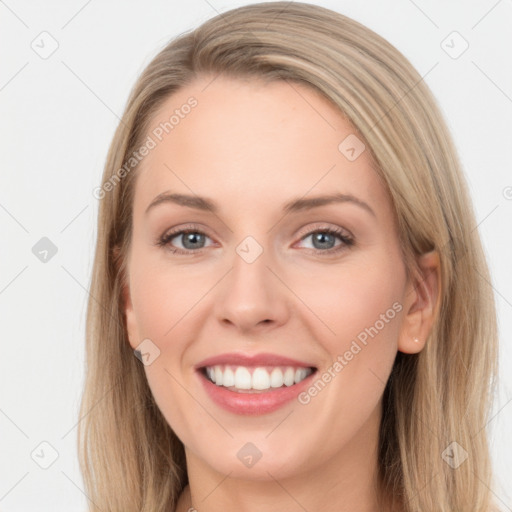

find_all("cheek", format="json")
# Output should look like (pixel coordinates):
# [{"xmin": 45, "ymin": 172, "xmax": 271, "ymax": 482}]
[
  {"xmin": 130, "ymin": 253, "xmax": 209, "ymax": 343},
  {"xmin": 291, "ymin": 258, "xmax": 404, "ymax": 437},
  {"xmin": 128, "ymin": 254, "xmax": 215, "ymax": 427},
  {"xmin": 296, "ymin": 257, "xmax": 405, "ymax": 354},
  {"xmin": 292, "ymin": 257, "xmax": 404, "ymax": 412}
]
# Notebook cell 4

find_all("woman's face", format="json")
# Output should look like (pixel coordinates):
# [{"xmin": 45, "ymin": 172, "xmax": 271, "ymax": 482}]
[{"xmin": 123, "ymin": 75, "xmax": 425, "ymax": 481}]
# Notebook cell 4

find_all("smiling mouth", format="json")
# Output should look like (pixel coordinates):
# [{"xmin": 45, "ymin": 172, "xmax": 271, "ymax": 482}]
[{"xmin": 200, "ymin": 364, "xmax": 317, "ymax": 393}]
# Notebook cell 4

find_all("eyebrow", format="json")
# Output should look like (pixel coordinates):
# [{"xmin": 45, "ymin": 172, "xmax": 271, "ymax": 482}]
[{"xmin": 144, "ymin": 191, "xmax": 376, "ymax": 217}]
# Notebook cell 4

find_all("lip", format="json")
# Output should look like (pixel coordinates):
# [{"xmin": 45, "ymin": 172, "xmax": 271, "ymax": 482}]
[
  {"xmin": 195, "ymin": 352, "xmax": 317, "ymax": 415},
  {"xmin": 195, "ymin": 352, "xmax": 315, "ymax": 369}
]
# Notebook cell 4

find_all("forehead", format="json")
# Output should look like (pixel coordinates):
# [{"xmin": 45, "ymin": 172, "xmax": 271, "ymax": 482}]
[{"xmin": 132, "ymin": 75, "xmax": 390, "ymax": 219}]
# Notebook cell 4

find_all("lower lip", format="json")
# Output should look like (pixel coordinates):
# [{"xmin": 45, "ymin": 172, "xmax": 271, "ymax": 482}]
[{"xmin": 197, "ymin": 370, "xmax": 316, "ymax": 415}]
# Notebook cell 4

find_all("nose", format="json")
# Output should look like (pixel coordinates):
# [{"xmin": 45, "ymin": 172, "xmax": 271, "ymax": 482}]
[{"xmin": 213, "ymin": 242, "xmax": 290, "ymax": 334}]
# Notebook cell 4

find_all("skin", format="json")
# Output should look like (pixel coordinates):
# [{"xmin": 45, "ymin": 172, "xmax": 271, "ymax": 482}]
[{"xmin": 123, "ymin": 75, "xmax": 441, "ymax": 512}]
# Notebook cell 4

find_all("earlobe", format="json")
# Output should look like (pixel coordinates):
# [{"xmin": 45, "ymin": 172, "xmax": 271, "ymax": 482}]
[{"xmin": 397, "ymin": 249, "xmax": 441, "ymax": 354}]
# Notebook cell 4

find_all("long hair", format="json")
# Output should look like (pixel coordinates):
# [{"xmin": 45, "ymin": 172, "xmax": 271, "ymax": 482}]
[{"xmin": 78, "ymin": 2, "xmax": 500, "ymax": 510}]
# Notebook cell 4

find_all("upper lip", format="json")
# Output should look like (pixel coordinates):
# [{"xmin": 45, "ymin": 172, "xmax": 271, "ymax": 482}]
[{"xmin": 195, "ymin": 352, "xmax": 316, "ymax": 370}]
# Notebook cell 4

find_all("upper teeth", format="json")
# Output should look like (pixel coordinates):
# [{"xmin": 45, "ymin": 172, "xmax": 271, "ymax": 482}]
[{"xmin": 205, "ymin": 365, "xmax": 313, "ymax": 390}]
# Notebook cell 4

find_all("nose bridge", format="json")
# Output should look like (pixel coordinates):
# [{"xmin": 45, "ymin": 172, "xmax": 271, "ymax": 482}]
[
  {"xmin": 229, "ymin": 233, "xmax": 274, "ymax": 302},
  {"xmin": 214, "ymin": 231, "xmax": 288, "ymax": 330}
]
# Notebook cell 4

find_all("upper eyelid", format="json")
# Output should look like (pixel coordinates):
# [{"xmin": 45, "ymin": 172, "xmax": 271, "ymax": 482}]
[
  {"xmin": 295, "ymin": 223, "xmax": 353, "ymax": 240},
  {"xmin": 161, "ymin": 222, "xmax": 352, "ymax": 238}
]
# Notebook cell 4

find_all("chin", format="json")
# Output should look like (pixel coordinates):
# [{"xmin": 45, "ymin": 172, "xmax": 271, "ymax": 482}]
[{"xmin": 188, "ymin": 435, "xmax": 322, "ymax": 482}]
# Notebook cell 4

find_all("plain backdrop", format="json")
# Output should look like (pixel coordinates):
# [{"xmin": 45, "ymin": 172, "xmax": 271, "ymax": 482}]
[{"xmin": 1, "ymin": 0, "xmax": 511, "ymax": 510}]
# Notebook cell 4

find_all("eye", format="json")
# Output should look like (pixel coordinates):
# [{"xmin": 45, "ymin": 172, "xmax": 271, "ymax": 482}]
[
  {"xmin": 156, "ymin": 224, "xmax": 355, "ymax": 256},
  {"xmin": 156, "ymin": 225, "xmax": 215, "ymax": 255},
  {"xmin": 295, "ymin": 226, "xmax": 354, "ymax": 255}
]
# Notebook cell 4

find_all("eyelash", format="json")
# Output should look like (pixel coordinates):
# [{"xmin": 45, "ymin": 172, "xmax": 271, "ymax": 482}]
[{"xmin": 156, "ymin": 224, "xmax": 355, "ymax": 257}]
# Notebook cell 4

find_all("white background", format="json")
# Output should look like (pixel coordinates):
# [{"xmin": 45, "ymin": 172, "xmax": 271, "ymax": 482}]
[{"xmin": 0, "ymin": 0, "xmax": 511, "ymax": 510}]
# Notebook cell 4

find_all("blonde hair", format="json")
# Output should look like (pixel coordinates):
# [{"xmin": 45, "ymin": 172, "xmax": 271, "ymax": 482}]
[{"xmin": 78, "ymin": 2, "xmax": 500, "ymax": 510}]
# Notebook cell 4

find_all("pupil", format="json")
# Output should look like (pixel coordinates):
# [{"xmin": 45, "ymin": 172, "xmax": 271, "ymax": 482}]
[
  {"xmin": 314, "ymin": 232, "xmax": 334, "ymax": 249},
  {"xmin": 184, "ymin": 232, "xmax": 203, "ymax": 249}
]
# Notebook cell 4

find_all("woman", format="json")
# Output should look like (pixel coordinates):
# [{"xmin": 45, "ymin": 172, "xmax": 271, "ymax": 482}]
[{"xmin": 79, "ymin": 2, "xmax": 500, "ymax": 511}]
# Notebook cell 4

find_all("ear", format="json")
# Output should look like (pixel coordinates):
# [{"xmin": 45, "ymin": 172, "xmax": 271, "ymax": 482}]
[
  {"xmin": 397, "ymin": 249, "xmax": 441, "ymax": 354},
  {"xmin": 114, "ymin": 244, "xmax": 140, "ymax": 351},
  {"xmin": 122, "ymin": 280, "xmax": 140, "ymax": 351}
]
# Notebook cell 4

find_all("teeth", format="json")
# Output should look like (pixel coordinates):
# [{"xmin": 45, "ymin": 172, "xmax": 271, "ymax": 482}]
[
  {"xmin": 214, "ymin": 366, "xmax": 223, "ymax": 386},
  {"xmin": 283, "ymin": 367, "xmax": 295, "ymax": 386},
  {"xmin": 295, "ymin": 368, "xmax": 308, "ymax": 383},
  {"xmin": 252, "ymin": 368, "xmax": 270, "ymax": 390},
  {"xmin": 270, "ymin": 368, "xmax": 284, "ymax": 388},
  {"xmin": 223, "ymin": 367, "xmax": 235, "ymax": 387},
  {"xmin": 204, "ymin": 365, "xmax": 313, "ymax": 391},
  {"xmin": 234, "ymin": 367, "xmax": 252, "ymax": 389}
]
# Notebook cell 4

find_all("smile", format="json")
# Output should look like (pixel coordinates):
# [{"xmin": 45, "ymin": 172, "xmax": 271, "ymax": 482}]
[
  {"xmin": 195, "ymin": 353, "xmax": 318, "ymax": 414},
  {"xmin": 203, "ymin": 365, "xmax": 314, "ymax": 392}
]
